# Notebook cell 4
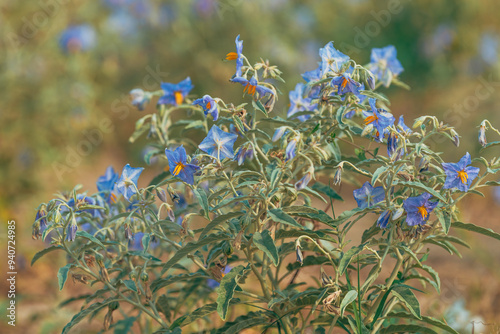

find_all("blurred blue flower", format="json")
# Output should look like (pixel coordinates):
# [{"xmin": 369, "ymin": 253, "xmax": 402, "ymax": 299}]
[
  {"xmin": 422, "ymin": 24, "xmax": 454, "ymax": 58},
  {"xmin": 59, "ymin": 24, "xmax": 97, "ymax": 53},
  {"xmin": 129, "ymin": 232, "xmax": 159, "ymax": 251},
  {"xmin": 377, "ymin": 210, "xmax": 391, "ymax": 228},
  {"xmin": 199, "ymin": 125, "xmax": 238, "ymax": 160},
  {"xmin": 66, "ymin": 218, "xmax": 78, "ymax": 242},
  {"xmin": 207, "ymin": 266, "xmax": 232, "ymax": 289},
  {"xmin": 369, "ymin": 45, "xmax": 403, "ymax": 87},
  {"xmin": 272, "ymin": 127, "xmax": 287, "ymax": 142},
  {"xmin": 235, "ymin": 143, "xmax": 254, "ymax": 166},
  {"xmin": 353, "ymin": 182, "xmax": 385, "ymax": 209},
  {"xmin": 165, "ymin": 145, "xmax": 200, "ymax": 185},
  {"xmin": 363, "ymin": 98, "xmax": 395, "ymax": 141},
  {"xmin": 494, "ymin": 186, "xmax": 500, "ymax": 205},
  {"xmin": 35, "ymin": 210, "xmax": 48, "ymax": 233},
  {"xmin": 97, "ymin": 166, "xmax": 119, "ymax": 194},
  {"xmin": 287, "ymin": 83, "xmax": 317, "ymax": 121},
  {"xmin": 226, "ymin": 35, "xmax": 244, "ymax": 77},
  {"xmin": 319, "ymin": 41, "xmax": 349, "ymax": 75},
  {"xmin": 442, "ymin": 152, "xmax": 480, "ymax": 192},
  {"xmin": 479, "ymin": 32, "xmax": 499, "ymax": 66},
  {"xmin": 130, "ymin": 89, "xmax": 150, "ymax": 111},
  {"xmin": 231, "ymin": 76, "xmax": 273, "ymax": 98},
  {"xmin": 286, "ymin": 136, "xmax": 299, "ymax": 160},
  {"xmin": 331, "ymin": 73, "xmax": 361, "ymax": 95},
  {"xmin": 193, "ymin": 95, "xmax": 219, "ymax": 121},
  {"xmin": 403, "ymin": 193, "xmax": 438, "ymax": 226},
  {"xmin": 295, "ymin": 167, "xmax": 314, "ymax": 190},
  {"xmin": 116, "ymin": 164, "xmax": 144, "ymax": 202},
  {"xmin": 67, "ymin": 194, "xmax": 103, "ymax": 218},
  {"xmin": 158, "ymin": 77, "xmax": 194, "ymax": 106},
  {"xmin": 397, "ymin": 116, "xmax": 412, "ymax": 135},
  {"xmin": 105, "ymin": 9, "xmax": 138, "ymax": 37}
]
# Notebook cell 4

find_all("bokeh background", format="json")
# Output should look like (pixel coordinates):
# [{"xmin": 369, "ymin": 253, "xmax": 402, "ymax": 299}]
[{"xmin": 1, "ymin": 0, "xmax": 500, "ymax": 332}]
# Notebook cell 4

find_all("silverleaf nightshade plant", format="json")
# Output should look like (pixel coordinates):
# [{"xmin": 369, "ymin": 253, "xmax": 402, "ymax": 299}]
[{"xmin": 31, "ymin": 36, "xmax": 500, "ymax": 334}]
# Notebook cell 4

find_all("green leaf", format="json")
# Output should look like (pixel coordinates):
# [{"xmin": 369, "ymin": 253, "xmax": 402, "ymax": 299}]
[
  {"xmin": 200, "ymin": 212, "xmax": 244, "ymax": 238},
  {"xmin": 311, "ymin": 182, "xmax": 344, "ymax": 201},
  {"xmin": 338, "ymin": 243, "xmax": 366, "ymax": 276},
  {"xmin": 170, "ymin": 299, "xmax": 241, "ymax": 328},
  {"xmin": 269, "ymin": 168, "xmax": 282, "ymax": 190},
  {"xmin": 359, "ymin": 90, "xmax": 390, "ymax": 103},
  {"xmin": 371, "ymin": 166, "xmax": 388, "ymax": 185},
  {"xmin": 282, "ymin": 206, "xmax": 337, "ymax": 228},
  {"xmin": 380, "ymin": 324, "xmax": 438, "ymax": 334},
  {"xmin": 122, "ymin": 280, "xmax": 137, "ymax": 292},
  {"xmin": 76, "ymin": 230, "xmax": 105, "ymax": 249},
  {"xmin": 58, "ymin": 264, "xmax": 73, "ymax": 290},
  {"xmin": 216, "ymin": 265, "xmax": 246, "ymax": 320},
  {"xmin": 193, "ymin": 188, "xmax": 209, "ymax": 219},
  {"xmin": 275, "ymin": 229, "xmax": 337, "ymax": 243},
  {"xmin": 113, "ymin": 316, "xmax": 137, "ymax": 334},
  {"xmin": 213, "ymin": 311, "xmax": 270, "ymax": 334},
  {"xmin": 481, "ymin": 140, "xmax": 500, "ymax": 150},
  {"xmin": 252, "ymin": 100, "xmax": 268, "ymax": 116},
  {"xmin": 253, "ymin": 230, "xmax": 279, "ymax": 266},
  {"xmin": 391, "ymin": 286, "xmax": 421, "ymax": 319},
  {"xmin": 396, "ymin": 181, "xmax": 446, "ymax": 202},
  {"xmin": 151, "ymin": 272, "xmax": 210, "ymax": 293},
  {"xmin": 31, "ymin": 245, "xmax": 63, "ymax": 266},
  {"xmin": 268, "ymin": 208, "xmax": 303, "ymax": 229},
  {"xmin": 386, "ymin": 312, "xmax": 459, "ymax": 334},
  {"xmin": 340, "ymin": 290, "xmax": 358, "ymax": 317},
  {"xmin": 161, "ymin": 234, "xmax": 229, "ymax": 274},
  {"xmin": 435, "ymin": 209, "xmax": 451, "ymax": 234},
  {"xmin": 62, "ymin": 297, "xmax": 117, "ymax": 334},
  {"xmin": 452, "ymin": 221, "xmax": 500, "ymax": 241}
]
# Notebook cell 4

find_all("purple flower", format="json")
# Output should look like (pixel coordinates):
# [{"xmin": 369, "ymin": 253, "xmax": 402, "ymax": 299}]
[
  {"xmin": 129, "ymin": 232, "xmax": 159, "ymax": 251},
  {"xmin": 403, "ymin": 193, "xmax": 438, "ymax": 226},
  {"xmin": 97, "ymin": 166, "xmax": 119, "ymax": 193},
  {"xmin": 226, "ymin": 35, "xmax": 244, "ymax": 77},
  {"xmin": 165, "ymin": 145, "xmax": 201, "ymax": 185},
  {"xmin": 295, "ymin": 167, "xmax": 314, "ymax": 190},
  {"xmin": 442, "ymin": 152, "xmax": 480, "ymax": 192},
  {"xmin": 130, "ymin": 89, "xmax": 150, "ymax": 111},
  {"xmin": 397, "ymin": 116, "xmax": 412, "ymax": 135},
  {"xmin": 353, "ymin": 182, "xmax": 385, "ymax": 209},
  {"xmin": 377, "ymin": 210, "xmax": 391, "ymax": 228},
  {"xmin": 235, "ymin": 143, "xmax": 254, "ymax": 166},
  {"xmin": 363, "ymin": 98, "xmax": 395, "ymax": 141},
  {"xmin": 199, "ymin": 125, "xmax": 238, "ymax": 160},
  {"xmin": 319, "ymin": 42, "xmax": 350, "ymax": 75},
  {"xmin": 66, "ymin": 218, "xmax": 78, "ymax": 241},
  {"xmin": 287, "ymin": 83, "xmax": 318, "ymax": 121},
  {"xmin": 369, "ymin": 45, "xmax": 404, "ymax": 87},
  {"xmin": 231, "ymin": 76, "xmax": 273, "ymax": 98},
  {"xmin": 272, "ymin": 127, "xmax": 287, "ymax": 142},
  {"xmin": 286, "ymin": 136, "xmax": 299, "ymax": 160},
  {"xmin": 158, "ymin": 77, "xmax": 194, "ymax": 106},
  {"xmin": 116, "ymin": 164, "xmax": 144, "ymax": 202},
  {"xmin": 331, "ymin": 73, "xmax": 361, "ymax": 95},
  {"xmin": 59, "ymin": 24, "xmax": 96, "ymax": 53},
  {"xmin": 193, "ymin": 95, "xmax": 219, "ymax": 121}
]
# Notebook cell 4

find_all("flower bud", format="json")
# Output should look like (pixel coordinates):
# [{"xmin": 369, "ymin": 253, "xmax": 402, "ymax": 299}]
[
  {"xmin": 365, "ymin": 70, "xmax": 376, "ymax": 90},
  {"xmin": 479, "ymin": 123, "xmax": 487, "ymax": 147},
  {"xmin": 66, "ymin": 216, "xmax": 78, "ymax": 242},
  {"xmin": 130, "ymin": 88, "xmax": 151, "ymax": 111},
  {"xmin": 156, "ymin": 188, "xmax": 168, "ymax": 202},
  {"xmin": 333, "ymin": 164, "xmax": 343, "ymax": 185},
  {"xmin": 392, "ymin": 208, "xmax": 404, "ymax": 220},
  {"xmin": 361, "ymin": 123, "xmax": 374, "ymax": 137}
]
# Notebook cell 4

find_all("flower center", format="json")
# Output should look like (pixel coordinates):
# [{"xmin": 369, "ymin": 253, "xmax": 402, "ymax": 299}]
[
  {"xmin": 174, "ymin": 91, "xmax": 183, "ymax": 105},
  {"xmin": 457, "ymin": 169, "xmax": 468, "ymax": 184},
  {"xmin": 364, "ymin": 115, "xmax": 379, "ymax": 125},
  {"xmin": 173, "ymin": 161, "xmax": 186, "ymax": 176},
  {"xmin": 341, "ymin": 77, "xmax": 349, "ymax": 90},
  {"xmin": 243, "ymin": 82, "xmax": 256, "ymax": 96},
  {"xmin": 206, "ymin": 101, "xmax": 212, "ymax": 109},
  {"xmin": 226, "ymin": 52, "xmax": 238, "ymax": 60},
  {"xmin": 417, "ymin": 206, "xmax": 428, "ymax": 219}
]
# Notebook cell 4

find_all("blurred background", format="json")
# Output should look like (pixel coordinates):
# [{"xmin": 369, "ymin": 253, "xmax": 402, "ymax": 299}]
[{"xmin": 1, "ymin": 0, "xmax": 500, "ymax": 332}]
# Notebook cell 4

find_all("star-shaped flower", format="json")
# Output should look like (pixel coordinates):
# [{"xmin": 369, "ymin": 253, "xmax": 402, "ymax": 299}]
[
  {"xmin": 442, "ymin": 152, "xmax": 480, "ymax": 192},
  {"xmin": 158, "ymin": 77, "xmax": 194, "ymax": 106},
  {"xmin": 287, "ymin": 83, "xmax": 317, "ymax": 121},
  {"xmin": 165, "ymin": 145, "xmax": 201, "ymax": 185},
  {"xmin": 331, "ymin": 73, "xmax": 361, "ymax": 95},
  {"xmin": 226, "ymin": 35, "xmax": 244, "ymax": 77},
  {"xmin": 193, "ymin": 95, "xmax": 219, "ymax": 121},
  {"xmin": 363, "ymin": 98, "xmax": 395, "ymax": 141},
  {"xmin": 353, "ymin": 182, "xmax": 385, "ymax": 209},
  {"xmin": 319, "ymin": 41, "xmax": 350, "ymax": 76},
  {"xmin": 403, "ymin": 193, "xmax": 438, "ymax": 226},
  {"xmin": 199, "ymin": 125, "xmax": 238, "ymax": 160},
  {"xmin": 116, "ymin": 164, "xmax": 144, "ymax": 202},
  {"xmin": 231, "ymin": 76, "xmax": 273, "ymax": 98},
  {"xmin": 369, "ymin": 45, "xmax": 404, "ymax": 87}
]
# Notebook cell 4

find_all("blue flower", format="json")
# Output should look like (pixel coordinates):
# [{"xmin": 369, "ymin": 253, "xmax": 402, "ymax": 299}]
[
  {"xmin": 442, "ymin": 153, "xmax": 480, "ymax": 192},
  {"xmin": 363, "ymin": 98, "xmax": 395, "ymax": 141},
  {"xmin": 35, "ymin": 210, "xmax": 48, "ymax": 233},
  {"xmin": 158, "ymin": 77, "xmax": 194, "ymax": 106},
  {"xmin": 331, "ymin": 73, "xmax": 361, "ymax": 95},
  {"xmin": 226, "ymin": 35, "xmax": 244, "ymax": 77},
  {"xmin": 67, "ymin": 194, "xmax": 103, "ymax": 218},
  {"xmin": 116, "ymin": 164, "xmax": 144, "ymax": 202},
  {"xmin": 193, "ymin": 95, "xmax": 219, "ymax": 121},
  {"xmin": 199, "ymin": 125, "xmax": 238, "ymax": 160},
  {"xmin": 287, "ymin": 83, "xmax": 318, "ymax": 121},
  {"xmin": 403, "ymin": 193, "xmax": 438, "ymax": 226},
  {"xmin": 353, "ymin": 182, "xmax": 385, "ymax": 209},
  {"xmin": 66, "ymin": 218, "xmax": 78, "ymax": 242},
  {"xmin": 207, "ymin": 265, "xmax": 232, "ymax": 289},
  {"xmin": 295, "ymin": 167, "xmax": 314, "ymax": 190},
  {"xmin": 130, "ymin": 89, "xmax": 150, "ymax": 111},
  {"xmin": 387, "ymin": 132, "xmax": 399, "ymax": 158},
  {"xmin": 59, "ymin": 25, "xmax": 96, "ymax": 53},
  {"xmin": 377, "ymin": 210, "xmax": 391, "ymax": 228},
  {"xmin": 286, "ymin": 136, "xmax": 300, "ymax": 160},
  {"xmin": 397, "ymin": 116, "xmax": 412, "ymax": 135},
  {"xmin": 369, "ymin": 45, "xmax": 404, "ymax": 87},
  {"xmin": 129, "ymin": 232, "xmax": 160, "ymax": 251},
  {"xmin": 165, "ymin": 145, "xmax": 201, "ymax": 185},
  {"xmin": 272, "ymin": 127, "xmax": 287, "ymax": 142},
  {"xmin": 302, "ymin": 66, "xmax": 322, "ymax": 83},
  {"xmin": 235, "ymin": 143, "xmax": 254, "ymax": 166},
  {"xmin": 231, "ymin": 76, "xmax": 273, "ymax": 98},
  {"xmin": 319, "ymin": 42, "xmax": 350, "ymax": 76},
  {"xmin": 97, "ymin": 166, "xmax": 119, "ymax": 193}
]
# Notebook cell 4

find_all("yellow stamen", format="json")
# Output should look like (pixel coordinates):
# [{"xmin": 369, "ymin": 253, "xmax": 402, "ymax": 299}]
[
  {"xmin": 417, "ymin": 206, "xmax": 428, "ymax": 219},
  {"xmin": 110, "ymin": 193, "xmax": 117, "ymax": 204},
  {"xmin": 174, "ymin": 91, "xmax": 183, "ymax": 105},
  {"xmin": 226, "ymin": 52, "xmax": 238, "ymax": 60},
  {"xmin": 457, "ymin": 170, "xmax": 468, "ymax": 184},
  {"xmin": 341, "ymin": 77, "xmax": 349, "ymax": 90},
  {"xmin": 364, "ymin": 115, "xmax": 378, "ymax": 125},
  {"xmin": 173, "ymin": 162, "xmax": 186, "ymax": 176},
  {"xmin": 206, "ymin": 101, "xmax": 212, "ymax": 109},
  {"xmin": 243, "ymin": 83, "xmax": 256, "ymax": 96}
]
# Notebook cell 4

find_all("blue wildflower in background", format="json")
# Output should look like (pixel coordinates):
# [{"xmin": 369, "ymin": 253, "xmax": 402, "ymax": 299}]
[
  {"xmin": 59, "ymin": 24, "xmax": 97, "ymax": 53},
  {"xmin": 129, "ymin": 232, "xmax": 160, "ymax": 251},
  {"xmin": 272, "ymin": 127, "xmax": 287, "ymax": 142},
  {"xmin": 319, "ymin": 41, "xmax": 349, "ymax": 76},
  {"xmin": 368, "ymin": 45, "xmax": 404, "ymax": 87},
  {"xmin": 199, "ymin": 125, "xmax": 238, "ymax": 160},
  {"xmin": 331, "ymin": 73, "xmax": 361, "ymax": 95},
  {"xmin": 97, "ymin": 166, "xmax": 119, "ymax": 193},
  {"xmin": 116, "ymin": 164, "xmax": 144, "ymax": 202},
  {"xmin": 193, "ymin": 95, "xmax": 219, "ymax": 121},
  {"xmin": 158, "ymin": 77, "xmax": 194, "ymax": 106},
  {"xmin": 403, "ymin": 193, "xmax": 438, "ymax": 226},
  {"xmin": 165, "ymin": 146, "xmax": 201, "ymax": 185},
  {"xmin": 377, "ymin": 210, "xmax": 391, "ymax": 228},
  {"xmin": 287, "ymin": 83, "xmax": 317, "ymax": 121},
  {"xmin": 129, "ymin": 89, "xmax": 150, "ymax": 111},
  {"xmin": 353, "ymin": 182, "xmax": 385, "ymax": 209},
  {"xmin": 226, "ymin": 35, "xmax": 244, "ymax": 77},
  {"xmin": 35, "ymin": 210, "xmax": 48, "ymax": 233},
  {"xmin": 286, "ymin": 136, "xmax": 300, "ymax": 160},
  {"xmin": 442, "ymin": 152, "xmax": 480, "ymax": 192},
  {"xmin": 207, "ymin": 266, "xmax": 232, "ymax": 289},
  {"xmin": 67, "ymin": 194, "xmax": 103, "ymax": 218},
  {"xmin": 363, "ymin": 98, "xmax": 395, "ymax": 141},
  {"xmin": 397, "ymin": 116, "xmax": 412, "ymax": 135},
  {"xmin": 231, "ymin": 76, "xmax": 273, "ymax": 98}
]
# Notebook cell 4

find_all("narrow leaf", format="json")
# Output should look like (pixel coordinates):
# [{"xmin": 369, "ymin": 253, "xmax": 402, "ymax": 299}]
[
  {"xmin": 340, "ymin": 290, "xmax": 358, "ymax": 317},
  {"xmin": 216, "ymin": 265, "xmax": 246, "ymax": 320},
  {"xmin": 253, "ymin": 230, "xmax": 279, "ymax": 266}
]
